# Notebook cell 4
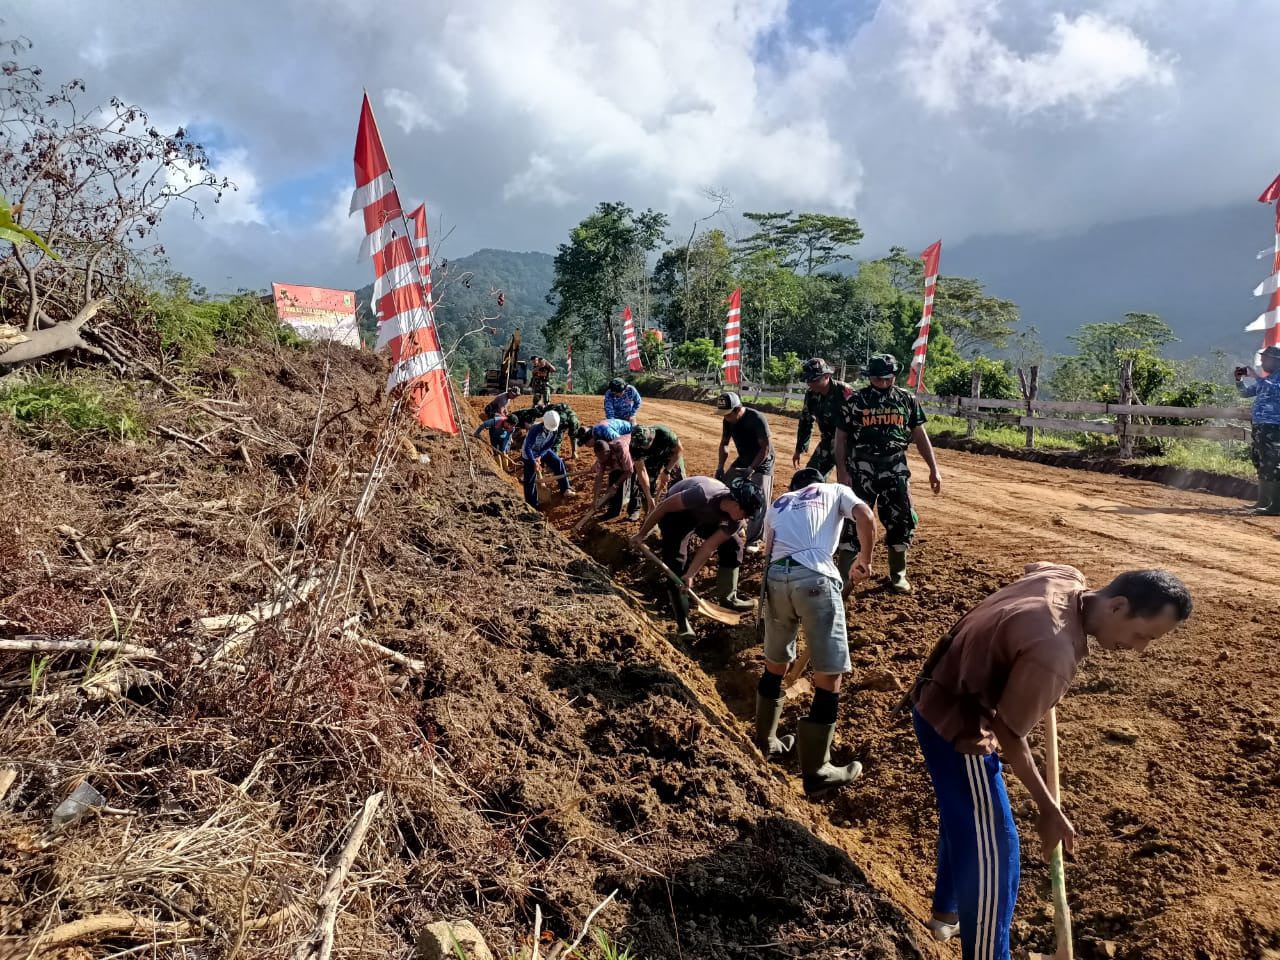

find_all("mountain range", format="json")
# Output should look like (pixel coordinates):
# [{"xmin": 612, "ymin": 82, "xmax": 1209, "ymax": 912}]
[{"xmin": 356, "ymin": 203, "xmax": 1271, "ymax": 373}]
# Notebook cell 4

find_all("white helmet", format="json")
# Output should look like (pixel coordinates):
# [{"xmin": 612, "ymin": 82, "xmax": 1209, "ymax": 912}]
[{"xmin": 542, "ymin": 410, "xmax": 561, "ymax": 431}]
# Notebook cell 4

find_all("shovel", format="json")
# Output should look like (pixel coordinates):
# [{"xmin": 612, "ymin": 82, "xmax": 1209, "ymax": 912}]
[
  {"xmin": 570, "ymin": 479, "xmax": 623, "ymax": 534},
  {"xmin": 634, "ymin": 542, "xmax": 746, "ymax": 626},
  {"xmin": 1029, "ymin": 706, "xmax": 1074, "ymax": 960}
]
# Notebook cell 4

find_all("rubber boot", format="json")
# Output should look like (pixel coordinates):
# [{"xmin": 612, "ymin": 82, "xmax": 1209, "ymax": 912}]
[
  {"xmin": 715, "ymin": 567, "xmax": 756, "ymax": 612},
  {"xmin": 1255, "ymin": 480, "xmax": 1280, "ymax": 516},
  {"xmin": 669, "ymin": 585, "xmax": 695, "ymax": 640},
  {"xmin": 754, "ymin": 694, "xmax": 795, "ymax": 760},
  {"xmin": 797, "ymin": 718, "xmax": 862, "ymax": 799},
  {"xmin": 887, "ymin": 549, "xmax": 912, "ymax": 594},
  {"xmin": 835, "ymin": 547, "xmax": 856, "ymax": 585}
]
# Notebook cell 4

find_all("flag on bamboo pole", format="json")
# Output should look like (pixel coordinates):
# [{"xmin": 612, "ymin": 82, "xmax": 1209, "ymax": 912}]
[
  {"xmin": 461, "ymin": 370, "xmax": 470, "ymax": 397},
  {"xmin": 722, "ymin": 288, "xmax": 742, "ymax": 385},
  {"xmin": 1248, "ymin": 173, "xmax": 1280, "ymax": 354},
  {"xmin": 622, "ymin": 306, "xmax": 643, "ymax": 372},
  {"xmin": 907, "ymin": 240, "xmax": 942, "ymax": 392},
  {"xmin": 565, "ymin": 342, "xmax": 573, "ymax": 392},
  {"xmin": 408, "ymin": 202, "xmax": 433, "ymax": 308},
  {"xmin": 350, "ymin": 93, "xmax": 457, "ymax": 433}
]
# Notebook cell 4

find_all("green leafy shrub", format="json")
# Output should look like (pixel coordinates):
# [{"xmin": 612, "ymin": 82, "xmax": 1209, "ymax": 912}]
[
  {"xmin": 151, "ymin": 280, "xmax": 303, "ymax": 360},
  {"xmin": 0, "ymin": 375, "xmax": 145, "ymax": 441}
]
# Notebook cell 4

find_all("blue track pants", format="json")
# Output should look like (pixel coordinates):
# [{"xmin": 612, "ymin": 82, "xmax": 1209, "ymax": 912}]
[{"xmin": 913, "ymin": 707, "xmax": 1020, "ymax": 960}]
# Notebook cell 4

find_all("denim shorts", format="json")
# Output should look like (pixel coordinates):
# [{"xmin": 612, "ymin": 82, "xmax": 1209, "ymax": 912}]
[{"xmin": 762, "ymin": 561, "xmax": 850, "ymax": 674}]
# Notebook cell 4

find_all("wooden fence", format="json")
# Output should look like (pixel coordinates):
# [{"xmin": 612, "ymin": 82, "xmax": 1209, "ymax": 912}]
[{"xmin": 665, "ymin": 360, "xmax": 1255, "ymax": 453}]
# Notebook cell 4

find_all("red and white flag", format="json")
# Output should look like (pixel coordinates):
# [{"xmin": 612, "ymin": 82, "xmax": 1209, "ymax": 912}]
[
  {"xmin": 408, "ymin": 202, "xmax": 433, "ymax": 308},
  {"xmin": 350, "ymin": 94, "xmax": 457, "ymax": 434},
  {"xmin": 622, "ymin": 306, "xmax": 643, "ymax": 372},
  {"xmin": 722, "ymin": 288, "xmax": 742, "ymax": 385},
  {"xmin": 907, "ymin": 240, "xmax": 942, "ymax": 392},
  {"xmin": 565, "ymin": 342, "xmax": 573, "ymax": 392},
  {"xmin": 1249, "ymin": 173, "xmax": 1280, "ymax": 353},
  {"xmin": 461, "ymin": 370, "xmax": 470, "ymax": 397}
]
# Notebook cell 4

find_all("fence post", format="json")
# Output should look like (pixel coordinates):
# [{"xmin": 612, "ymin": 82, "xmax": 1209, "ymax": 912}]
[
  {"xmin": 839, "ymin": 359, "xmax": 847, "ymax": 381},
  {"xmin": 967, "ymin": 367, "xmax": 983, "ymax": 438},
  {"xmin": 1018, "ymin": 365, "xmax": 1039, "ymax": 449},
  {"xmin": 1117, "ymin": 357, "xmax": 1135, "ymax": 459}
]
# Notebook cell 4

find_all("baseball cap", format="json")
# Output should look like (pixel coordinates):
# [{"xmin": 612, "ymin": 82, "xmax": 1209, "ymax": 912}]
[{"xmin": 716, "ymin": 392, "xmax": 743, "ymax": 411}]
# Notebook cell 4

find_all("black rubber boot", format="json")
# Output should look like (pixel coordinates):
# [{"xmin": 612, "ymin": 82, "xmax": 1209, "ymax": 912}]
[
  {"xmin": 754, "ymin": 694, "xmax": 795, "ymax": 759},
  {"xmin": 1255, "ymin": 480, "xmax": 1280, "ymax": 516},
  {"xmin": 669, "ymin": 585, "xmax": 695, "ymax": 640},
  {"xmin": 716, "ymin": 567, "xmax": 756, "ymax": 612},
  {"xmin": 887, "ymin": 549, "xmax": 912, "ymax": 594},
  {"xmin": 797, "ymin": 719, "xmax": 863, "ymax": 799}
]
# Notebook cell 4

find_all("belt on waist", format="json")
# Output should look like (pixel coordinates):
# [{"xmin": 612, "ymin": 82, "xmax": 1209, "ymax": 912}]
[{"xmin": 770, "ymin": 556, "xmax": 803, "ymax": 569}]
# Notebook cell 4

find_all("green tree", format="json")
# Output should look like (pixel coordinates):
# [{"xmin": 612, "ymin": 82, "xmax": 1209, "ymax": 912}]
[
  {"xmin": 545, "ymin": 202, "xmax": 668, "ymax": 373},
  {"xmin": 672, "ymin": 337, "xmax": 721, "ymax": 375},
  {"xmin": 762, "ymin": 351, "xmax": 802, "ymax": 386},
  {"xmin": 651, "ymin": 229, "xmax": 733, "ymax": 342},
  {"xmin": 1047, "ymin": 312, "xmax": 1178, "ymax": 401},
  {"xmin": 737, "ymin": 211, "xmax": 864, "ymax": 275},
  {"xmin": 639, "ymin": 329, "xmax": 667, "ymax": 368},
  {"xmin": 934, "ymin": 275, "xmax": 1020, "ymax": 355},
  {"xmin": 930, "ymin": 357, "xmax": 1020, "ymax": 400}
]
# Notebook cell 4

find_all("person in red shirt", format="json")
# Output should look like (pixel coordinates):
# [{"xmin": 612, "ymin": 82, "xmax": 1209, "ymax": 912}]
[{"xmin": 908, "ymin": 564, "xmax": 1191, "ymax": 955}]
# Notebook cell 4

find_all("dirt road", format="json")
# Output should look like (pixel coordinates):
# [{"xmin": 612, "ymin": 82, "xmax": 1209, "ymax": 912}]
[{"xmin": 480, "ymin": 393, "xmax": 1280, "ymax": 960}]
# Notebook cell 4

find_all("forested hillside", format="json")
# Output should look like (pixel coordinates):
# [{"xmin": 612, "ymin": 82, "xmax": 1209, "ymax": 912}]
[{"xmin": 356, "ymin": 248, "xmax": 555, "ymax": 386}]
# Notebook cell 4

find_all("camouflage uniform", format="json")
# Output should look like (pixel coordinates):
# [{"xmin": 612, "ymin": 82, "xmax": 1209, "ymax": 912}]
[
  {"xmin": 839, "ymin": 385, "xmax": 927, "ymax": 549},
  {"xmin": 796, "ymin": 380, "xmax": 856, "ymax": 477},
  {"xmin": 626, "ymin": 425, "xmax": 684, "ymax": 514},
  {"xmin": 1253, "ymin": 424, "xmax": 1280, "ymax": 482},
  {"xmin": 530, "ymin": 361, "xmax": 554, "ymax": 406},
  {"xmin": 547, "ymin": 402, "xmax": 583, "ymax": 457}
]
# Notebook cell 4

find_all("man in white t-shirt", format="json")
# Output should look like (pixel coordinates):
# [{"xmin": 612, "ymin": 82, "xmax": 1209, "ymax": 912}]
[{"xmin": 757, "ymin": 467, "xmax": 876, "ymax": 798}]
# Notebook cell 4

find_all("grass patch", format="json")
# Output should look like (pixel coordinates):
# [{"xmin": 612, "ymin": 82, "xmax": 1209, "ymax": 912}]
[
  {"xmin": 928, "ymin": 414, "xmax": 1085, "ymax": 451},
  {"xmin": 0, "ymin": 373, "xmax": 146, "ymax": 442},
  {"xmin": 928, "ymin": 415, "xmax": 1256, "ymax": 478},
  {"xmin": 152, "ymin": 291, "xmax": 304, "ymax": 361}
]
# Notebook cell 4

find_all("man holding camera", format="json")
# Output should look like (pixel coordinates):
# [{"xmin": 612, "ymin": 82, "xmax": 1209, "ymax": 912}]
[{"xmin": 1237, "ymin": 345, "xmax": 1280, "ymax": 515}]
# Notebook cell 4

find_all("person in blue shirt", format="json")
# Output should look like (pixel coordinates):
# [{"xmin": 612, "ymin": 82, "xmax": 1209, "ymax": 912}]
[
  {"xmin": 521, "ymin": 410, "xmax": 573, "ymax": 508},
  {"xmin": 1236, "ymin": 344, "xmax": 1280, "ymax": 515},
  {"xmin": 473, "ymin": 413, "xmax": 517, "ymax": 453},
  {"xmin": 604, "ymin": 378, "xmax": 642, "ymax": 423},
  {"xmin": 591, "ymin": 419, "xmax": 634, "ymax": 443}
]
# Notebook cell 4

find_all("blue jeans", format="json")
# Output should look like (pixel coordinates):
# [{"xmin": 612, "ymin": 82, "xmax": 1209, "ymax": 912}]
[
  {"xmin": 489, "ymin": 427, "xmax": 512, "ymax": 452},
  {"xmin": 913, "ymin": 707, "xmax": 1020, "ymax": 960},
  {"xmin": 522, "ymin": 451, "xmax": 568, "ymax": 508}
]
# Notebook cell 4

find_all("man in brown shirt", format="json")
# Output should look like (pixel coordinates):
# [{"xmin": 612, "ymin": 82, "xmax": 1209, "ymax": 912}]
[{"xmin": 909, "ymin": 563, "xmax": 1191, "ymax": 955}]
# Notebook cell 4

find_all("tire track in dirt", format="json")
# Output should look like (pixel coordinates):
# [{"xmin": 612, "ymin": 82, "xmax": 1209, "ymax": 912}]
[{"xmin": 479, "ymin": 392, "xmax": 1280, "ymax": 960}]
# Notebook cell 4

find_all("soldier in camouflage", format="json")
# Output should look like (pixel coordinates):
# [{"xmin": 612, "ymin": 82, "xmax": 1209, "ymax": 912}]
[
  {"xmin": 1236, "ymin": 344, "xmax": 1280, "ymax": 515},
  {"xmin": 546, "ymin": 401, "xmax": 583, "ymax": 459},
  {"xmin": 792, "ymin": 358, "xmax": 857, "ymax": 477},
  {"xmin": 835, "ymin": 353, "xmax": 942, "ymax": 594},
  {"xmin": 626, "ymin": 424, "xmax": 685, "ymax": 520}
]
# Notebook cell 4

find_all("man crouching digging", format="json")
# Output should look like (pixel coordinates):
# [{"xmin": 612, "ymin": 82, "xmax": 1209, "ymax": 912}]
[{"xmin": 756, "ymin": 467, "xmax": 876, "ymax": 799}]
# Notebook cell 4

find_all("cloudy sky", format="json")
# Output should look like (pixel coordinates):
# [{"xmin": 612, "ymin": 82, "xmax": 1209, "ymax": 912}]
[{"xmin": 9, "ymin": 0, "xmax": 1280, "ymax": 311}]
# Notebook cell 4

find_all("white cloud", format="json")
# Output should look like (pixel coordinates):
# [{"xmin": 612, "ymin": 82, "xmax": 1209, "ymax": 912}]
[
  {"xmin": 168, "ymin": 146, "xmax": 265, "ymax": 227},
  {"xmin": 503, "ymin": 154, "xmax": 575, "ymax": 206},
  {"xmin": 893, "ymin": 1, "xmax": 1174, "ymax": 115},
  {"xmin": 382, "ymin": 87, "xmax": 438, "ymax": 134}
]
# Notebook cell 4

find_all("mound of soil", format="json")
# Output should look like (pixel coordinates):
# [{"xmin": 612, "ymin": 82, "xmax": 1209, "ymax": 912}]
[{"xmin": 0, "ymin": 348, "xmax": 932, "ymax": 959}]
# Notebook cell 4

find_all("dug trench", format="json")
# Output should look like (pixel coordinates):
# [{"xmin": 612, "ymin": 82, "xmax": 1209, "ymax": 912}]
[
  {"xmin": 0, "ymin": 346, "xmax": 938, "ymax": 960},
  {"xmin": 478, "ymin": 392, "xmax": 1280, "ymax": 960}
]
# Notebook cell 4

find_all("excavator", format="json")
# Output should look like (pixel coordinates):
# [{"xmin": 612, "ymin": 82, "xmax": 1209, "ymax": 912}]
[{"xmin": 482, "ymin": 329, "xmax": 528, "ymax": 394}]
